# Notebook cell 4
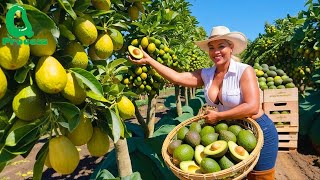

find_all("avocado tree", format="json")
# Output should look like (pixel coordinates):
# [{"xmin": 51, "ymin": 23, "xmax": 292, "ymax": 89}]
[{"xmin": 0, "ymin": 0, "xmax": 146, "ymax": 178}]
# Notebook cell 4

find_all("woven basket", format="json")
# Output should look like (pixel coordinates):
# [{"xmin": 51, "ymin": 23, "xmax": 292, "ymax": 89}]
[{"xmin": 162, "ymin": 115, "xmax": 264, "ymax": 180}]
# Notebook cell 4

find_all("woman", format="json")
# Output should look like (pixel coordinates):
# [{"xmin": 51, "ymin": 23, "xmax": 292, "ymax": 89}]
[{"xmin": 129, "ymin": 26, "xmax": 278, "ymax": 179}]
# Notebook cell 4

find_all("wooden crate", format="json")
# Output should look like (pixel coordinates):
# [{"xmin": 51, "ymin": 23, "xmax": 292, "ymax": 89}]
[
  {"xmin": 263, "ymin": 88, "xmax": 298, "ymax": 103},
  {"xmin": 277, "ymin": 126, "xmax": 299, "ymax": 152},
  {"xmin": 263, "ymin": 101, "xmax": 299, "ymax": 126}
]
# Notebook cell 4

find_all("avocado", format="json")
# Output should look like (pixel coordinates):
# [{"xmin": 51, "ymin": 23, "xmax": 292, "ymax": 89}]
[
  {"xmin": 215, "ymin": 122, "xmax": 228, "ymax": 133},
  {"xmin": 201, "ymin": 132, "xmax": 219, "ymax": 146},
  {"xmin": 204, "ymin": 140, "xmax": 228, "ymax": 158},
  {"xmin": 200, "ymin": 125, "xmax": 215, "ymax": 137},
  {"xmin": 237, "ymin": 130, "xmax": 257, "ymax": 152},
  {"xmin": 228, "ymin": 125, "xmax": 243, "ymax": 137},
  {"xmin": 173, "ymin": 144, "xmax": 194, "ymax": 166},
  {"xmin": 167, "ymin": 140, "xmax": 182, "ymax": 155},
  {"xmin": 185, "ymin": 130, "xmax": 201, "ymax": 147},
  {"xmin": 283, "ymin": 78, "xmax": 293, "ymax": 84},
  {"xmin": 218, "ymin": 155, "xmax": 235, "ymax": 170},
  {"xmin": 269, "ymin": 85, "xmax": 277, "ymax": 89},
  {"xmin": 262, "ymin": 67, "xmax": 269, "ymax": 73},
  {"xmin": 281, "ymin": 110, "xmax": 290, "ymax": 114},
  {"xmin": 195, "ymin": 145, "xmax": 207, "ymax": 164},
  {"xmin": 271, "ymin": 111, "xmax": 280, "ymax": 114},
  {"xmin": 269, "ymin": 65, "xmax": 277, "ymax": 71},
  {"xmin": 228, "ymin": 141, "xmax": 249, "ymax": 162},
  {"xmin": 177, "ymin": 126, "xmax": 189, "ymax": 140},
  {"xmin": 267, "ymin": 81, "xmax": 275, "ymax": 87},
  {"xmin": 128, "ymin": 45, "xmax": 143, "ymax": 59},
  {"xmin": 258, "ymin": 77, "xmax": 266, "ymax": 82},
  {"xmin": 180, "ymin": 160, "xmax": 201, "ymax": 173},
  {"xmin": 277, "ymin": 85, "xmax": 285, "ymax": 89},
  {"xmin": 275, "ymin": 69, "xmax": 285, "ymax": 76},
  {"xmin": 200, "ymin": 158, "xmax": 221, "ymax": 173},
  {"xmin": 267, "ymin": 70, "xmax": 277, "ymax": 77},
  {"xmin": 189, "ymin": 122, "xmax": 202, "ymax": 133},
  {"xmin": 285, "ymin": 82, "xmax": 295, "ymax": 88},
  {"xmin": 219, "ymin": 130, "xmax": 237, "ymax": 143}
]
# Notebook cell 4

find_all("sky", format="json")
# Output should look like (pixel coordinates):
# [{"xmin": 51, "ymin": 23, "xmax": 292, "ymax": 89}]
[{"xmin": 186, "ymin": 0, "xmax": 308, "ymax": 41}]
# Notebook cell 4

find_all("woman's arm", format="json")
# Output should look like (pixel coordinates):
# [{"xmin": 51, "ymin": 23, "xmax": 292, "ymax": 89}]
[
  {"xmin": 129, "ymin": 49, "xmax": 204, "ymax": 87},
  {"xmin": 204, "ymin": 66, "xmax": 260, "ymax": 123}
]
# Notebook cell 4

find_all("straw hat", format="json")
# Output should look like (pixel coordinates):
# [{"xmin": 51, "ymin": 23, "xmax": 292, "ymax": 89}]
[{"xmin": 195, "ymin": 26, "xmax": 248, "ymax": 55}]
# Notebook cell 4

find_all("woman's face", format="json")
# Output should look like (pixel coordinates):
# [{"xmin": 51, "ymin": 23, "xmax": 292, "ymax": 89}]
[{"xmin": 208, "ymin": 39, "xmax": 233, "ymax": 65}]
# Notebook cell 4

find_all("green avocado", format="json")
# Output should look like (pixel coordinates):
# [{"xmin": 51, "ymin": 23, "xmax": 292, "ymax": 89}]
[
  {"xmin": 195, "ymin": 145, "xmax": 207, "ymax": 164},
  {"xmin": 180, "ymin": 160, "xmax": 201, "ymax": 173},
  {"xmin": 167, "ymin": 140, "xmax": 182, "ymax": 155},
  {"xmin": 201, "ymin": 132, "xmax": 219, "ymax": 146},
  {"xmin": 219, "ymin": 130, "xmax": 237, "ymax": 143},
  {"xmin": 218, "ymin": 155, "xmax": 235, "ymax": 170},
  {"xmin": 189, "ymin": 122, "xmax": 202, "ymax": 133},
  {"xmin": 228, "ymin": 141, "xmax": 249, "ymax": 162},
  {"xmin": 185, "ymin": 130, "xmax": 201, "ymax": 147},
  {"xmin": 228, "ymin": 125, "xmax": 243, "ymax": 137},
  {"xmin": 237, "ymin": 130, "xmax": 257, "ymax": 152},
  {"xmin": 128, "ymin": 45, "xmax": 143, "ymax": 59},
  {"xmin": 200, "ymin": 158, "xmax": 221, "ymax": 173},
  {"xmin": 215, "ymin": 123, "xmax": 228, "ymax": 133},
  {"xmin": 177, "ymin": 126, "xmax": 189, "ymax": 140},
  {"xmin": 200, "ymin": 125, "xmax": 215, "ymax": 137},
  {"xmin": 204, "ymin": 140, "xmax": 228, "ymax": 158}
]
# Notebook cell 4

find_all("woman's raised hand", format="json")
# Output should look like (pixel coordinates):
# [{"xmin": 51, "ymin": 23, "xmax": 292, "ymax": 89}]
[{"xmin": 128, "ymin": 48, "xmax": 153, "ymax": 65}]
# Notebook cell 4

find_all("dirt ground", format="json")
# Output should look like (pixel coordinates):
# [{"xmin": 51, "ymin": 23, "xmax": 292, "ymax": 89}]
[{"xmin": 1, "ymin": 88, "xmax": 320, "ymax": 180}]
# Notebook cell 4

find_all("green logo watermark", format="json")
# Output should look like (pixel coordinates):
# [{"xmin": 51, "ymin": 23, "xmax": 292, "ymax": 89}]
[{"xmin": 2, "ymin": 4, "xmax": 47, "ymax": 45}]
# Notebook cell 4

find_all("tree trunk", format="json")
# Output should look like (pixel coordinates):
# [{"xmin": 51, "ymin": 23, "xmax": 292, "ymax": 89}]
[
  {"xmin": 184, "ymin": 87, "xmax": 189, "ymax": 106},
  {"xmin": 146, "ymin": 95, "xmax": 157, "ymax": 137},
  {"xmin": 175, "ymin": 85, "xmax": 182, "ymax": 116},
  {"xmin": 115, "ymin": 138, "xmax": 132, "ymax": 177},
  {"xmin": 132, "ymin": 100, "xmax": 149, "ymax": 137}
]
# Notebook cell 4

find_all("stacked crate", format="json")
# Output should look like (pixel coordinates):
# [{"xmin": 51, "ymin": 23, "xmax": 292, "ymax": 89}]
[{"xmin": 262, "ymin": 88, "xmax": 299, "ymax": 152}]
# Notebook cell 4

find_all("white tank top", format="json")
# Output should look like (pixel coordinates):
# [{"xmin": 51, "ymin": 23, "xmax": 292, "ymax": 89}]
[{"xmin": 201, "ymin": 59, "xmax": 249, "ymax": 112}]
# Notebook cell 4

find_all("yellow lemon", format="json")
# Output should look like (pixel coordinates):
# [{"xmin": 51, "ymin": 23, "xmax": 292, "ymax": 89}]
[
  {"xmin": 30, "ymin": 29, "xmax": 56, "ymax": 56},
  {"xmin": 117, "ymin": 96, "xmax": 135, "ymax": 120},
  {"xmin": 0, "ymin": 67, "xmax": 7, "ymax": 99},
  {"xmin": 73, "ymin": 17, "xmax": 98, "ymax": 46},
  {"xmin": 61, "ymin": 72, "xmax": 87, "ymax": 105},
  {"xmin": 87, "ymin": 127, "xmax": 110, "ymax": 157},
  {"xmin": 94, "ymin": 34, "xmax": 114, "ymax": 59},
  {"xmin": 66, "ymin": 112, "xmax": 93, "ymax": 146},
  {"xmin": 65, "ymin": 41, "xmax": 88, "ymax": 69}
]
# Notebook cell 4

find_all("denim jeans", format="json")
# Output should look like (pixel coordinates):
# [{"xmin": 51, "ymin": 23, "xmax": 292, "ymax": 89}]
[{"xmin": 254, "ymin": 113, "xmax": 279, "ymax": 171}]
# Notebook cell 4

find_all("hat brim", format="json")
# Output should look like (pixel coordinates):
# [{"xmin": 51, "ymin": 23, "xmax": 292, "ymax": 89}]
[{"xmin": 194, "ymin": 32, "xmax": 247, "ymax": 55}]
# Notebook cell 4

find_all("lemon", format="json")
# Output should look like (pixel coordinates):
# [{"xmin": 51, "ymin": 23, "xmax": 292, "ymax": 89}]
[
  {"xmin": 109, "ymin": 29, "xmax": 124, "ymax": 51},
  {"xmin": 141, "ymin": 37, "xmax": 149, "ymax": 49},
  {"xmin": 88, "ymin": 45, "xmax": 102, "ymax": 60},
  {"xmin": 91, "ymin": 0, "xmax": 111, "ymax": 11},
  {"xmin": 35, "ymin": 56, "xmax": 67, "ymax": 94},
  {"xmin": 30, "ymin": 29, "xmax": 56, "ymax": 56},
  {"xmin": 61, "ymin": 72, "xmax": 87, "ymax": 105},
  {"xmin": 87, "ymin": 127, "xmax": 110, "ymax": 157},
  {"xmin": 117, "ymin": 96, "xmax": 135, "ymax": 120},
  {"xmin": 0, "ymin": 67, "xmax": 7, "ymax": 99},
  {"xmin": 128, "ymin": 6, "xmax": 139, "ymax": 21},
  {"xmin": 65, "ymin": 41, "xmax": 88, "ymax": 69},
  {"xmin": 49, "ymin": 136, "xmax": 80, "ymax": 174},
  {"xmin": 140, "ymin": 72, "xmax": 147, "ymax": 80},
  {"xmin": 94, "ymin": 34, "xmax": 114, "ymax": 59},
  {"xmin": 131, "ymin": 39, "xmax": 139, "ymax": 46},
  {"xmin": 0, "ymin": 26, "xmax": 30, "ymax": 70},
  {"xmin": 134, "ymin": 1, "xmax": 144, "ymax": 13},
  {"xmin": 73, "ymin": 17, "xmax": 98, "ymax": 46},
  {"xmin": 12, "ymin": 84, "xmax": 46, "ymax": 121},
  {"xmin": 147, "ymin": 43, "xmax": 156, "ymax": 54},
  {"xmin": 66, "ymin": 112, "xmax": 93, "ymax": 146}
]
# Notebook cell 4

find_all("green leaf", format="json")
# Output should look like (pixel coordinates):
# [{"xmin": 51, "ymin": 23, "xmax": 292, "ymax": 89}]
[
  {"xmin": 14, "ymin": 63, "xmax": 35, "ymax": 83},
  {"xmin": 107, "ymin": 58, "xmax": 128, "ymax": 71},
  {"xmin": 123, "ymin": 91, "xmax": 139, "ymax": 98},
  {"xmin": 56, "ymin": 0, "xmax": 77, "ymax": 19},
  {"xmin": 0, "ymin": 161, "xmax": 6, "ymax": 173},
  {"xmin": 122, "ymin": 172, "xmax": 142, "ymax": 180},
  {"xmin": 114, "ymin": 66, "xmax": 128, "ymax": 75},
  {"xmin": 182, "ymin": 105, "xmax": 194, "ymax": 114},
  {"xmin": 22, "ymin": 4, "xmax": 59, "ymax": 36},
  {"xmin": 0, "ymin": 148, "xmax": 16, "ymax": 164},
  {"xmin": 70, "ymin": 68, "xmax": 103, "ymax": 96},
  {"xmin": 33, "ymin": 142, "xmax": 48, "ymax": 180},
  {"xmin": 87, "ymin": 9, "xmax": 115, "ymax": 17},
  {"xmin": 6, "ymin": 137, "xmax": 38, "ymax": 155},
  {"xmin": 152, "ymin": 125, "xmax": 176, "ymax": 137},
  {"xmin": 73, "ymin": 0, "xmax": 90, "ymax": 12},
  {"xmin": 86, "ymin": 91, "xmax": 111, "ymax": 103},
  {"xmin": 51, "ymin": 102, "xmax": 80, "ymax": 132},
  {"xmin": 95, "ymin": 169, "xmax": 117, "ymax": 180},
  {"xmin": 58, "ymin": 24, "xmax": 76, "ymax": 40},
  {"xmin": 174, "ymin": 113, "xmax": 194, "ymax": 122},
  {"xmin": 5, "ymin": 120, "xmax": 41, "ymax": 147},
  {"xmin": 0, "ymin": 90, "xmax": 14, "ymax": 109},
  {"xmin": 105, "ymin": 109, "xmax": 121, "ymax": 143}
]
